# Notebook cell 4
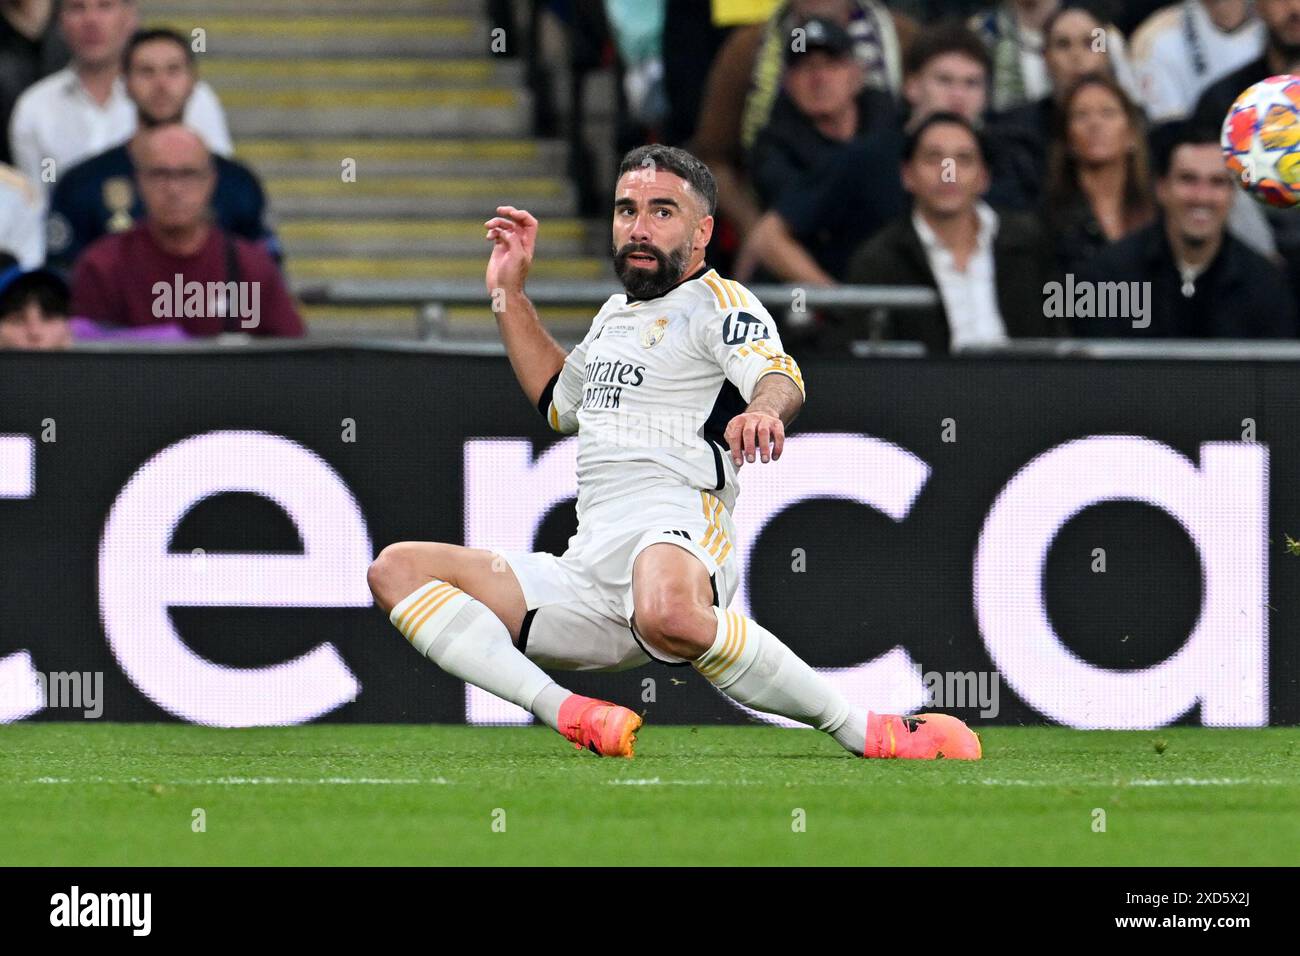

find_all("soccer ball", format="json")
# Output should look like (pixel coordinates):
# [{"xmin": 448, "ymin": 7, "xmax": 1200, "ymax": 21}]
[{"xmin": 1222, "ymin": 74, "xmax": 1300, "ymax": 208}]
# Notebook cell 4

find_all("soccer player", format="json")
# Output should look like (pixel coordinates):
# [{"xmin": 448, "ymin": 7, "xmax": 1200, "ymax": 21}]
[{"xmin": 367, "ymin": 146, "xmax": 981, "ymax": 761}]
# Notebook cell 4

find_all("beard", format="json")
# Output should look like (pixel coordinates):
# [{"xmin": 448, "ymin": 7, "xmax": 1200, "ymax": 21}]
[
  {"xmin": 612, "ymin": 240, "xmax": 690, "ymax": 300},
  {"xmin": 140, "ymin": 105, "xmax": 185, "ymax": 128}
]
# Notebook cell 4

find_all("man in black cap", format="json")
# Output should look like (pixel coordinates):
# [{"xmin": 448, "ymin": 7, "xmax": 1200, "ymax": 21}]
[{"xmin": 747, "ymin": 16, "xmax": 895, "ymax": 207}]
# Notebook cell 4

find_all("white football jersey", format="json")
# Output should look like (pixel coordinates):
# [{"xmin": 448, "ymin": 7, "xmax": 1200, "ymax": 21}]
[
  {"xmin": 540, "ymin": 266, "xmax": 804, "ymax": 516},
  {"xmin": 1130, "ymin": 1, "xmax": 1265, "ymax": 122}
]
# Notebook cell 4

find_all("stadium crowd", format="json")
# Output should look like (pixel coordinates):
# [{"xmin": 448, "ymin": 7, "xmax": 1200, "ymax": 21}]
[{"xmin": 1, "ymin": 0, "xmax": 1298, "ymax": 351}]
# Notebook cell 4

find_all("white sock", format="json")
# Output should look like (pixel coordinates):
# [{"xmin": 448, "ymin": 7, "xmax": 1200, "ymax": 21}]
[
  {"xmin": 531, "ymin": 682, "xmax": 571, "ymax": 730},
  {"xmin": 389, "ymin": 580, "xmax": 567, "ymax": 731},
  {"xmin": 695, "ymin": 607, "xmax": 866, "ymax": 755}
]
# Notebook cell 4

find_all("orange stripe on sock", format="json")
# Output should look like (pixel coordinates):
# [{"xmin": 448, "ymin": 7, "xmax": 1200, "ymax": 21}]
[
  {"xmin": 702, "ymin": 612, "xmax": 736, "ymax": 679},
  {"xmin": 395, "ymin": 583, "xmax": 454, "ymax": 636},
  {"xmin": 710, "ymin": 612, "xmax": 747, "ymax": 677},
  {"xmin": 397, "ymin": 582, "xmax": 454, "ymax": 634},
  {"xmin": 405, "ymin": 587, "xmax": 464, "ymax": 639},
  {"xmin": 698, "ymin": 611, "xmax": 736, "ymax": 680}
]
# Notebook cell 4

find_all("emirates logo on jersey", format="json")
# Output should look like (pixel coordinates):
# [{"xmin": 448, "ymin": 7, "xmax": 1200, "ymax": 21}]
[{"xmin": 640, "ymin": 316, "xmax": 669, "ymax": 348}]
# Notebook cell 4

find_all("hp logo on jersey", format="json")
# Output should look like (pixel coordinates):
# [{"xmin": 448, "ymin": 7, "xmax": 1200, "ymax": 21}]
[{"xmin": 722, "ymin": 311, "xmax": 770, "ymax": 345}]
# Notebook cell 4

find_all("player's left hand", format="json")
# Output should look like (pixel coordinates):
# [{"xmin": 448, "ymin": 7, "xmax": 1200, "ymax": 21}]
[{"xmin": 725, "ymin": 411, "xmax": 784, "ymax": 467}]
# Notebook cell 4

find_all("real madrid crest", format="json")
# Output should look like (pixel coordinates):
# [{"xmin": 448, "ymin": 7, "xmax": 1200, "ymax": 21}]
[{"xmin": 641, "ymin": 316, "xmax": 669, "ymax": 348}]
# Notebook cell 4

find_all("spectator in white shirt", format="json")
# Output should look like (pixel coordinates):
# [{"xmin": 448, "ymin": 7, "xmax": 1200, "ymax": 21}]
[
  {"xmin": 841, "ymin": 112, "xmax": 1063, "ymax": 353},
  {"xmin": 1130, "ymin": 0, "xmax": 1265, "ymax": 123},
  {"xmin": 0, "ymin": 160, "xmax": 43, "ymax": 266},
  {"xmin": 8, "ymin": 0, "xmax": 231, "ymax": 192}
]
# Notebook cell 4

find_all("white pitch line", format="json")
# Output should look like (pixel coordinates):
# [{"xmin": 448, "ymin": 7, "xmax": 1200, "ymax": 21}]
[
  {"xmin": 25, "ymin": 776, "xmax": 452, "ymax": 786},
  {"xmin": 1125, "ymin": 777, "xmax": 1286, "ymax": 787},
  {"xmin": 956, "ymin": 777, "xmax": 1291, "ymax": 787},
  {"xmin": 605, "ymin": 778, "xmax": 758, "ymax": 786},
  {"xmin": 17, "ymin": 776, "xmax": 1294, "ymax": 788},
  {"xmin": 607, "ymin": 777, "xmax": 1294, "ymax": 788}
]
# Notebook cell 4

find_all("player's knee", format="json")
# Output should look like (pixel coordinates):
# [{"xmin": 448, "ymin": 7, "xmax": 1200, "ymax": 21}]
[
  {"xmin": 367, "ymin": 542, "xmax": 423, "ymax": 614},
  {"xmin": 634, "ymin": 596, "xmax": 714, "ymax": 659}
]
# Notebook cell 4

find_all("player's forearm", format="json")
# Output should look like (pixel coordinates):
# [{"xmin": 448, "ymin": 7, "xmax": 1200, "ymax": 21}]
[
  {"xmin": 495, "ymin": 290, "xmax": 568, "ymax": 408},
  {"xmin": 748, "ymin": 372, "xmax": 804, "ymax": 427}
]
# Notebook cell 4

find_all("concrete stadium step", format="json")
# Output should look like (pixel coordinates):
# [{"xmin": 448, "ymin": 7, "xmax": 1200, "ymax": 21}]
[
  {"xmin": 265, "ymin": 175, "xmax": 575, "ymax": 218},
  {"xmin": 228, "ymin": 92, "xmax": 528, "ymax": 137},
  {"xmin": 175, "ymin": 15, "xmax": 490, "ymax": 57},
  {"xmin": 287, "ymin": 256, "xmax": 611, "ymax": 281},
  {"xmin": 201, "ymin": 57, "xmax": 522, "ymax": 90},
  {"xmin": 235, "ymin": 138, "xmax": 566, "ymax": 177},
  {"xmin": 221, "ymin": 88, "xmax": 520, "ymax": 111},
  {"xmin": 162, "ymin": 0, "xmax": 596, "ymax": 333},
  {"xmin": 278, "ymin": 218, "xmax": 593, "ymax": 256}
]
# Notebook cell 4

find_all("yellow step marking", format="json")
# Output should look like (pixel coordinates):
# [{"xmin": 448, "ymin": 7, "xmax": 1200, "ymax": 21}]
[
  {"xmin": 182, "ymin": 16, "xmax": 473, "ymax": 37},
  {"xmin": 201, "ymin": 58, "xmax": 492, "ymax": 81},
  {"xmin": 288, "ymin": 258, "xmax": 607, "ymax": 279},
  {"xmin": 237, "ymin": 139, "xmax": 540, "ymax": 163},
  {"xmin": 221, "ymin": 88, "xmax": 516, "ymax": 109},
  {"xmin": 280, "ymin": 219, "xmax": 585, "ymax": 241},
  {"xmin": 264, "ymin": 176, "xmax": 566, "ymax": 197}
]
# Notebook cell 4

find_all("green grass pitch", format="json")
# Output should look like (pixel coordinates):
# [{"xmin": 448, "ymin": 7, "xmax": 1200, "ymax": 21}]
[{"xmin": 2, "ymin": 723, "xmax": 1297, "ymax": 866}]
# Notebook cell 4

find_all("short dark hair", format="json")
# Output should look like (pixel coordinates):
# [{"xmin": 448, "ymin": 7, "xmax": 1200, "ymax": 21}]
[
  {"xmin": 903, "ymin": 20, "xmax": 992, "ymax": 79},
  {"xmin": 0, "ymin": 272, "xmax": 70, "ymax": 319},
  {"xmin": 123, "ymin": 28, "xmax": 196, "ymax": 74},
  {"xmin": 1044, "ymin": 0, "xmax": 1111, "ymax": 38},
  {"xmin": 1149, "ymin": 120, "xmax": 1222, "ymax": 179},
  {"xmin": 903, "ymin": 111, "xmax": 989, "ymax": 166},
  {"xmin": 617, "ymin": 145, "xmax": 717, "ymax": 216}
]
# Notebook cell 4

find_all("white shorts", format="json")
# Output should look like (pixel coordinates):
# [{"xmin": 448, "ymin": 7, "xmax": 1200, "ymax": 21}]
[{"xmin": 497, "ymin": 485, "xmax": 740, "ymax": 671}]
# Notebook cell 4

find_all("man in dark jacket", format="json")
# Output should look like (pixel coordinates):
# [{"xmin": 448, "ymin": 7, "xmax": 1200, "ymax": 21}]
[
  {"xmin": 741, "ymin": 22, "xmax": 1038, "ymax": 287},
  {"xmin": 839, "ymin": 111, "xmax": 1061, "ymax": 353},
  {"xmin": 1074, "ymin": 123, "xmax": 1297, "ymax": 338},
  {"xmin": 0, "ymin": 0, "xmax": 68, "ymax": 166},
  {"xmin": 747, "ymin": 16, "xmax": 895, "ymax": 207},
  {"xmin": 1190, "ymin": 0, "xmax": 1300, "ymax": 300}
]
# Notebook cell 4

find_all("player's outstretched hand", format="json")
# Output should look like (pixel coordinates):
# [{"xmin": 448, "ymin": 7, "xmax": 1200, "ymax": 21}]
[
  {"xmin": 485, "ymin": 205, "xmax": 538, "ymax": 297},
  {"xmin": 725, "ymin": 410, "xmax": 784, "ymax": 467}
]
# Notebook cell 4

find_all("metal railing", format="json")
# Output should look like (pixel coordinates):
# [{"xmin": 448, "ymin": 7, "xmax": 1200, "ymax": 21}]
[
  {"xmin": 283, "ymin": 279, "xmax": 1300, "ymax": 359},
  {"xmin": 294, "ymin": 279, "xmax": 942, "ymax": 348}
]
